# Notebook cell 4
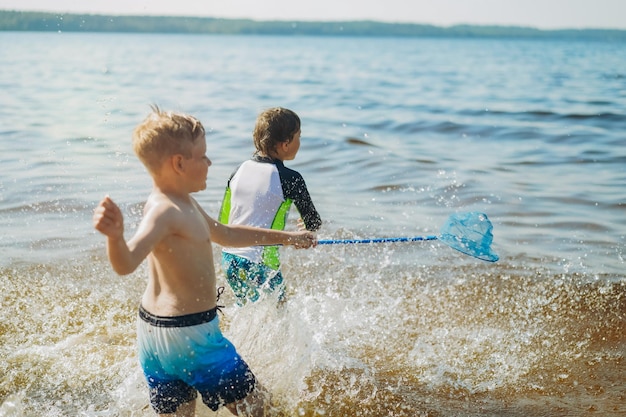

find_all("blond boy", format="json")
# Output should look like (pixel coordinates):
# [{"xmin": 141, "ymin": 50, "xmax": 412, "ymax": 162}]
[{"xmin": 93, "ymin": 106, "xmax": 316, "ymax": 416}]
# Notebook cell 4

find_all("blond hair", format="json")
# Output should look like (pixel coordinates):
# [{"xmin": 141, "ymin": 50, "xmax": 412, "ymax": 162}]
[{"xmin": 132, "ymin": 105, "xmax": 205, "ymax": 174}]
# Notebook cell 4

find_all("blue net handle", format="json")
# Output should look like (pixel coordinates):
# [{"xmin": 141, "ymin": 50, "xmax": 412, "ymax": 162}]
[
  {"xmin": 316, "ymin": 212, "xmax": 498, "ymax": 263},
  {"xmin": 317, "ymin": 235, "xmax": 437, "ymax": 245}
]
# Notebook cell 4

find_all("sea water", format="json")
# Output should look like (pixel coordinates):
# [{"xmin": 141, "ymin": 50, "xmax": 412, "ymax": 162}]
[{"xmin": 0, "ymin": 32, "xmax": 624, "ymax": 416}]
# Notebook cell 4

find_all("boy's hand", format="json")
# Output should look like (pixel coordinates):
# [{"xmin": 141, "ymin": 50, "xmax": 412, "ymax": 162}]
[
  {"xmin": 290, "ymin": 231, "xmax": 317, "ymax": 249},
  {"xmin": 93, "ymin": 196, "xmax": 124, "ymax": 239}
]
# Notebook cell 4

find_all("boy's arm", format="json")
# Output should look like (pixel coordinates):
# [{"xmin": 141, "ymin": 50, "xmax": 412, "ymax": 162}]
[
  {"xmin": 193, "ymin": 199, "xmax": 316, "ymax": 248},
  {"xmin": 93, "ymin": 196, "xmax": 169, "ymax": 275},
  {"xmin": 211, "ymin": 220, "xmax": 316, "ymax": 248},
  {"xmin": 283, "ymin": 171, "xmax": 322, "ymax": 231}
]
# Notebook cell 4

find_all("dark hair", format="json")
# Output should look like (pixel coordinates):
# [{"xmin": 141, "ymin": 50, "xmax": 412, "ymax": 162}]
[{"xmin": 253, "ymin": 107, "xmax": 300, "ymax": 157}]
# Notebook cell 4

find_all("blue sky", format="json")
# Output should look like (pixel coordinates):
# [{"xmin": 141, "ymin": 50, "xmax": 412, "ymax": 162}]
[{"xmin": 0, "ymin": 0, "xmax": 625, "ymax": 30}]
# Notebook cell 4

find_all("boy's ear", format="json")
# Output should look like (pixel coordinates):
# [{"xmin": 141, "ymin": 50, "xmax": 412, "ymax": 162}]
[
  {"xmin": 279, "ymin": 141, "xmax": 290, "ymax": 152},
  {"xmin": 171, "ymin": 154, "xmax": 185, "ymax": 173}
]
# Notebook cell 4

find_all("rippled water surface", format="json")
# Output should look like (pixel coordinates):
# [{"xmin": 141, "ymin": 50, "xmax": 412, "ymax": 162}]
[{"xmin": 0, "ymin": 32, "xmax": 624, "ymax": 416}]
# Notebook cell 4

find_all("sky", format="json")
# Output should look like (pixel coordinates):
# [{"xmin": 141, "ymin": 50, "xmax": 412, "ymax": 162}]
[{"xmin": 0, "ymin": 0, "xmax": 625, "ymax": 30}]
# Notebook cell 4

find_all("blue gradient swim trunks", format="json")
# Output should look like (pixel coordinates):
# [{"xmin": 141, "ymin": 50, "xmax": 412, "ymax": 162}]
[{"xmin": 136, "ymin": 305, "xmax": 256, "ymax": 413}]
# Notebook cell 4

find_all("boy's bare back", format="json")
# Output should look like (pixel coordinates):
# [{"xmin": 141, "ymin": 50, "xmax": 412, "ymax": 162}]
[
  {"xmin": 94, "ymin": 191, "xmax": 219, "ymax": 317},
  {"xmin": 141, "ymin": 191, "xmax": 220, "ymax": 316}
]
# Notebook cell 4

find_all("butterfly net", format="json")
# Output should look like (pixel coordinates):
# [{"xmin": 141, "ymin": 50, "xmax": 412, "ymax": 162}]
[{"xmin": 438, "ymin": 212, "xmax": 499, "ymax": 262}]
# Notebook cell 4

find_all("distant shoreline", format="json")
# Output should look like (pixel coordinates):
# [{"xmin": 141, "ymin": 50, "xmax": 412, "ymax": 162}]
[{"xmin": 1, "ymin": 10, "xmax": 625, "ymax": 41}]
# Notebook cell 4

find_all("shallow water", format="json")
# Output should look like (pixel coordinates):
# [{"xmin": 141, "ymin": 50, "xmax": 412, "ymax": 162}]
[{"xmin": 0, "ymin": 32, "xmax": 624, "ymax": 416}]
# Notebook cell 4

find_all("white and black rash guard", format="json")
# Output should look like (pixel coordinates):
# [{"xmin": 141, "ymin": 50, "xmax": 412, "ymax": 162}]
[{"xmin": 219, "ymin": 155, "xmax": 322, "ymax": 269}]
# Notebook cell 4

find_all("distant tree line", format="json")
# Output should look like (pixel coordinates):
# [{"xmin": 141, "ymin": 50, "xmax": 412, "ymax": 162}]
[{"xmin": 1, "ymin": 10, "xmax": 625, "ymax": 41}]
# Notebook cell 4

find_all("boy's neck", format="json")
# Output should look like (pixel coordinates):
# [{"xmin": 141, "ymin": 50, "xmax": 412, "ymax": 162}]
[
  {"xmin": 256, "ymin": 152, "xmax": 282, "ymax": 161},
  {"xmin": 151, "ymin": 180, "xmax": 192, "ymax": 202}
]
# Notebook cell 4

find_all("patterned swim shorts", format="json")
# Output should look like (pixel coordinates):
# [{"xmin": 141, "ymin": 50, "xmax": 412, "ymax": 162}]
[{"xmin": 222, "ymin": 252, "xmax": 285, "ymax": 305}]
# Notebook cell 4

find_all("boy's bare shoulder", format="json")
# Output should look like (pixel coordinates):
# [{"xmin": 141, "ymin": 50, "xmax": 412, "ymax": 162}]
[
  {"xmin": 142, "ymin": 192, "xmax": 191, "ymax": 224},
  {"xmin": 145, "ymin": 191, "xmax": 173, "ymax": 211}
]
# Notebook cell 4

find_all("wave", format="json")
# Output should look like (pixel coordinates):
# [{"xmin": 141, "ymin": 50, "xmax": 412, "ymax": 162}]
[{"xmin": 2, "ymin": 255, "xmax": 624, "ymax": 416}]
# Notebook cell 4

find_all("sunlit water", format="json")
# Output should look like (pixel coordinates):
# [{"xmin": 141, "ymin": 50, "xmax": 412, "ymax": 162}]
[{"xmin": 0, "ymin": 32, "xmax": 624, "ymax": 416}]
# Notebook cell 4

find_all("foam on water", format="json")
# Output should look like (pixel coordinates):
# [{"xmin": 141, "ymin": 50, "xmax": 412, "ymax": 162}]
[{"xmin": 1, "ymin": 252, "xmax": 624, "ymax": 416}]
